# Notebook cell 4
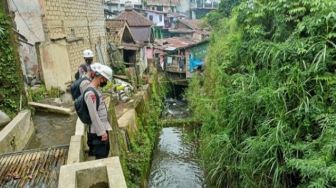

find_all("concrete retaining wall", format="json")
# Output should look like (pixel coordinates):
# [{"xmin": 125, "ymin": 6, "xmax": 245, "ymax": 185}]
[
  {"xmin": 62, "ymin": 84, "xmax": 151, "ymax": 187},
  {"xmin": 0, "ymin": 110, "xmax": 35, "ymax": 154},
  {"xmin": 59, "ymin": 157, "xmax": 127, "ymax": 188},
  {"xmin": 67, "ymin": 119, "xmax": 86, "ymax": 164},
  {"xmin": 66, "ymin": 85, "xmax": 150, "ymax": 163}
]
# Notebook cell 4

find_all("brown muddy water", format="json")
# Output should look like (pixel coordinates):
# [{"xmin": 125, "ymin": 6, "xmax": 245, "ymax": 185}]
[{"xmin": 25, "ymin": 111, "xmax": 77, "ymax": 149}]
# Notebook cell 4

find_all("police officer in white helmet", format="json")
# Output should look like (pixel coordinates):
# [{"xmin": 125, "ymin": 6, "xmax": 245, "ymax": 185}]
[
  {"xmin": 84, "ymin": 64, "xmax": 113, "ymax": 159},
  {"xmin": 75, "ymin": 49, "xmax": 94, "ymax": 80}
]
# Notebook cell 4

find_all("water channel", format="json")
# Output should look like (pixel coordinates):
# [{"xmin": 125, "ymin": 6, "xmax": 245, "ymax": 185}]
[
  {"xmin": 25, "ymin": 111, "xmax": 77, "ymax": 149},
  {"xmin": 148, "ymin": 98, "xmax": 205, "ymax": 188},
  {"xmin": 22, "ymin": 92, "xmax": 205, "ymax": 187}
]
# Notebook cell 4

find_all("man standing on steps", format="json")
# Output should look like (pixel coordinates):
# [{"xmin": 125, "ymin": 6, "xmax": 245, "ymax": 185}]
[
  {"xmin": 76, "ymin": 49, "xmax": 94, "ymax": 79},
  {"xmin": 85, "ymin": 64, "xmax": 113, "ymax": 159}
]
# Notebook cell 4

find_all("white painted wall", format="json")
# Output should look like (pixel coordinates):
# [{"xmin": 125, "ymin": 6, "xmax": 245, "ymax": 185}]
[
  {"xmin": 176, "ymin": 0, "xmax": 190, "ymax": 15},
  {"xmin": 39, "ymin": 40, "xmax": 72, "ymax": 90},
  {"xmin": 139, "ymin": 47, "xmax": 148, "ymax": 76},
  {"xmin": 7, "ymin": 0, "xmax": 45, "ymax": 44},
  {"xmin": 105, "ymin": 0, "xmax": 143, "ymax": 14},
  {"xmin": 7, "ymin": 0, "xmax": 45, "ymax": 82},
  {"xmin": 146, "ymin": 12, "xmax": 164, "ymax": 27}
]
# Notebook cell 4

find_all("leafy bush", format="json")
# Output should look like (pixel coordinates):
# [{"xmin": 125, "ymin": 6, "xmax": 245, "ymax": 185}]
[
  {"xmin": 121, "ymin": 73, "xmax": 167, "ymax": 188},
  {"xmin": 28, "ymin": 85, "xmax": 61, "ymax": 102},
  {"xmin": 188, "ymin": 0, "xmax": 336, "ymax": 187}
]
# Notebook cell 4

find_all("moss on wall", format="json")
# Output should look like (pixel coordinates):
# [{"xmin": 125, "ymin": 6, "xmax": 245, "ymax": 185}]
[
  {"xmin": 119, "ymin": 73, "xmax": 167, "ymax": 188},
  {"xmin": 0, "ymin": 2, "xmax": 26, "ymax": 117}
]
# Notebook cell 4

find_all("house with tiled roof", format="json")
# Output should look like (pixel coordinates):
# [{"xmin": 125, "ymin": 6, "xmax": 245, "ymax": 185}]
[
  {"xmin": 168, "ymin": 18, "xmax": 210, "ymax": 40},
  {"xmin": 106, "ymin": 8, "xmax": 154, "ymax": 79},
  {"xmin": 106, "ymin": 19, "xmax": 135, "ymax": 44},
  {"xmin": 115, "ymin": 8, "xmax": 154, "ymax": 43},
  {"xmin": 153, "ymin": 36, "xmax": 209, "ymax": 81}
]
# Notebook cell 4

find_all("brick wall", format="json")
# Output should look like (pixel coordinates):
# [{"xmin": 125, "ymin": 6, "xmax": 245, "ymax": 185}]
[{"xmin": 41, "ymin": 0, "xmax": 108, "ymax": 76}]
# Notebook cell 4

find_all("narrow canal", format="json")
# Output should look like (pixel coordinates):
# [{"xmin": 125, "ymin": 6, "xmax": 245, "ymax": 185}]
[
  {"xmin": 148, "ymin": 98, "xmax": 205, "ymax": 188},
  {"xmin": 25, "ymin": 111, "xmax": 77, "ymax": 149}
]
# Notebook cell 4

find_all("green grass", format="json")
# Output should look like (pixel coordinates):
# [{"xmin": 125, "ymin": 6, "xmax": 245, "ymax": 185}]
[{"xmin": 187, "ymin": 0, "xmax": 336, "ymax": 187}]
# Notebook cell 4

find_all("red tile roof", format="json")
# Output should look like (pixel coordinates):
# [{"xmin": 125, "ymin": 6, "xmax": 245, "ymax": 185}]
[
  {"xmin": 106, "ymin": 19, "xmax": 129, "ymax": 43},
  {"xmin": 116, "ymin": 10, "xmax": 153, "ymax": 27},
  {"xmin": 106, "ymin": 19, "xmax": 125, "ymax": 32},
  {"xmin": 178, "ymin": 18, "xmax": 204, "ymax": 30},
  {"xmin": 177, "ymin": 18, "xmax": 211, "ymax": 36}
]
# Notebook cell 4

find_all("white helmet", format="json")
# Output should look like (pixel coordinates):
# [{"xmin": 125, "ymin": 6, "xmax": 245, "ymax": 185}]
[
  {"xmin": 91, "ymin": 63, "xmax": 113, "ymax": 81},
  {"xmin": 83, "ymin": 49, "xmax": 94, "ymax": 58}
]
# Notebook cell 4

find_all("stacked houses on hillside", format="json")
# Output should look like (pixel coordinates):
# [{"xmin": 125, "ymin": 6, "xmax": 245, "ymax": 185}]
[
  {"xmin": 104, "ymin": 1, "xmax": 212, "ymax": 84},
  {"xmin": 106, "ymin": 7, "xmax": 153, "ymax": 82}
]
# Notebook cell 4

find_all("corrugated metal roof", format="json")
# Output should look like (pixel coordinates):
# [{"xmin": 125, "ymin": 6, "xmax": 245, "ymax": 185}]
[
  {"xmin": 0, "ymin": 146, "xmax": 68, "ymax": 188},
  {"xmin": 154, "ymin": 37, "xmax": 207, "ymax": 50}
]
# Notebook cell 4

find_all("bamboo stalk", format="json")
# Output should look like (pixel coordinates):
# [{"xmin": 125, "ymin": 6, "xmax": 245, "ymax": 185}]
[
  {"xmin": 27, "ymin": 152, "xmax": 41, "ymax": 183},
  {"xmin": 0, "ymin": 156, "xmax": 12, "ymax": 177},
  {"xmin": 19, "ymin": 152, "xmax": 35, "ymax": 187},
  {"xmin": 13, "ymin": 152, "xmax": 30, "ymax": 180},
  {"xmin": 22, "ymin": 152, "xmax": 38, "ymax": 188},
  {"xmin": 31, "ymin": 151, "xmax": 48, "ymax": 186},
  {"xmin": 0, "ymin": 155, "xmax": 20, "ymax": 184}
]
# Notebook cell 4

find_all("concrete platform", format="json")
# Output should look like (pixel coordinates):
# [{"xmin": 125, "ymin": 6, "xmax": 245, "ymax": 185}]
[
  {"xmin": 0, "ymin": 110, "xmax": 35, "ymax": 154},
  {"xmin": 28, "ymin": 102, "xmax": 74, "ymax": 115},
  {"xmin": 58, "ymin": 157, "xmax": 127, "ymax": 188}
]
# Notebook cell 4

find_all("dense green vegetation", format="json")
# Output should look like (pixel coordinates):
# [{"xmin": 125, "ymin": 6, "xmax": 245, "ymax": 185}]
[
  {"xmin": 120, "ymin": 73, "xmax": 167, "ymax": 188},
  {"xmin": 0, "ymin": 5, "xmax": 25, "ymax": 117},
  {"xmin": 188, "ymin": 0, "xmax": 336, "ymax": 187},
  {"xmin": 28, "ymin": 85, "xmax": 62, "ymax": 102}
]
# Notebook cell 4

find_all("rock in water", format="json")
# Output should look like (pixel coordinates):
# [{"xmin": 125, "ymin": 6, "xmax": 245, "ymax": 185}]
[{"xmin": 0, "ymin": 110, "xmax": 11, "ymax": 127}]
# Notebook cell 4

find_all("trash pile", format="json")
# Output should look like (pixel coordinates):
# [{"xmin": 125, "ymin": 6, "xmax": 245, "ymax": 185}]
[{"xmin": 112, "ymin": 79, "xmax": 134, "ymax": 103}]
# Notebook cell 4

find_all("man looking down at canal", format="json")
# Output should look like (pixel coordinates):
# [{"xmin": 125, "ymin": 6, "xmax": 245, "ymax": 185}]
[
  {"xmin": 84, "ymin": 64, "xmax": 113, "ymax": 159},
  {"xmin": 70, "ymin": 63, "xmax": 98, "ymax": 100},
  {"xmin": 79, "ymin": 63, "xmax": 98, "ymax": 94}
]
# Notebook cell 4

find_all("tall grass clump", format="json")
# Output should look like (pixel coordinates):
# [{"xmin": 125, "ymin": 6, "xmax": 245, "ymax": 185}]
[{"xmin": 187, "ymin": 0, "xmax": 336, "ymax": 187}]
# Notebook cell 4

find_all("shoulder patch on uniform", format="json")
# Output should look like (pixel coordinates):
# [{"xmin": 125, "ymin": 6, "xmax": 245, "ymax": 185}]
[{"xmin": 89, "ymin": 93, "xmax": 96, "ymax": 102}]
